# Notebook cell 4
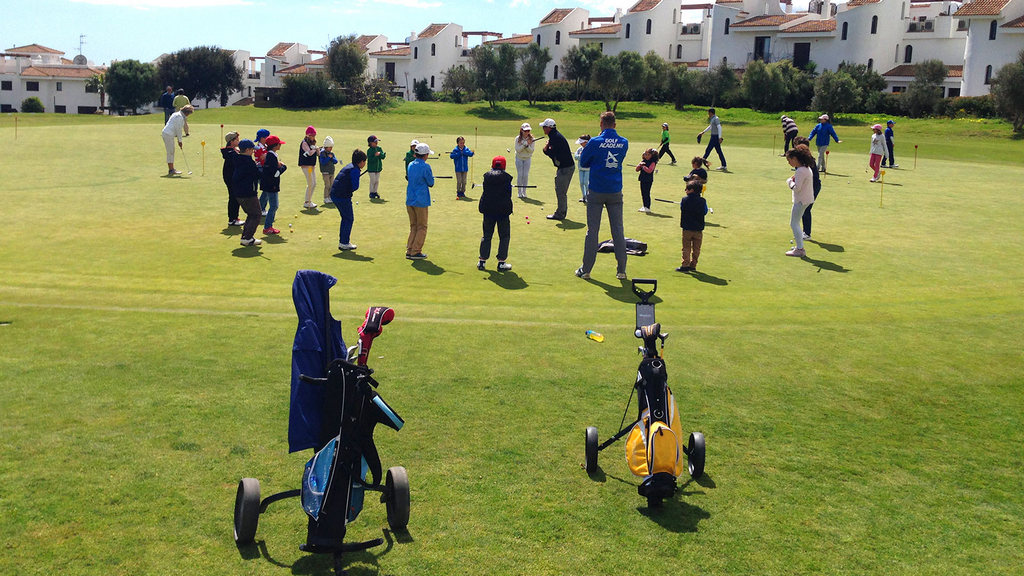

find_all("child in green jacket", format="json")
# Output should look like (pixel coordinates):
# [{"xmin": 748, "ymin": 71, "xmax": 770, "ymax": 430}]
[{"xmin": 366, "ymin": 135, "xmax": 386, "ymax": 199}]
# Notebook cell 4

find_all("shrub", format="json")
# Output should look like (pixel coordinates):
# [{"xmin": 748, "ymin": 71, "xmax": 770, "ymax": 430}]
[
  {"xmin": 362, "ymin": 77, "xmax": 396, "ymax": 114},
  {"xmin": 412, "ymin": 78, "xmax": 433, "ymax": 102},
  {"xmin": 280, "ymin": 72, "xmax": 342, "ymax": 109},
  {"xmin": 536, "ymin": 80, "xmax": 575, "ymax": 102},
  {"xmin": 936, "ymin": 95, "xmax": 997, "ymax": 119},
  {"xmin": 20, "ymin": 97, "xmax": 44, "ymax": 113}
]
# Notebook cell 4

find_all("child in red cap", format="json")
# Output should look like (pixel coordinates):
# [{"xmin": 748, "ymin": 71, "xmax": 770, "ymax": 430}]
[{"xmin": 477, "ymin": 156, "xmax": 514, "ymax": 271}]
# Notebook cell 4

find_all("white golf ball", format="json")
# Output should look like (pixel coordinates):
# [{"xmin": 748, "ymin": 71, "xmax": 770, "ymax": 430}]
[{"xmin": 318, "ymin": 235, "xmax": 322, "ymax": 240}]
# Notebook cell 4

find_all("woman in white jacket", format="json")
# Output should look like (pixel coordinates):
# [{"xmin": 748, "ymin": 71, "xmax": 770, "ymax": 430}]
[
  {"xmin": 784, "ymin": 146, "xmax": 816, "ymax": 257},
  {"xmin": 513, "ymin": 123, "xmax": 535, "ymax": 199},
  {"xmin": 161, "ymin": 105, "xmax": 194, "ymax": 176}
]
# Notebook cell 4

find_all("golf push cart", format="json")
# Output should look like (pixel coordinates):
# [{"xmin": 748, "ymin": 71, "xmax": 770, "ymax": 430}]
[
  {"xmin": 234, "ymin": 270, "xmax": 409, "ymax": 575},
  {"xmin": 585, "ymin": 279, "xmax": 706, "ymax": 507}
]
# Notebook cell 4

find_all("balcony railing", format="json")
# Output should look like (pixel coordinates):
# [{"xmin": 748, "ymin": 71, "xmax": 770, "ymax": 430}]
[
  {"xmin": 907, "ymin": 20, "xmax": 935, "ymax": 32},
  {"xmin": 745, "ymin": 51, "xmax": 792, "ymax": 64},
  {"xmin": 680, "ymin": 23, "xmax": 702, "ymax": 35}
]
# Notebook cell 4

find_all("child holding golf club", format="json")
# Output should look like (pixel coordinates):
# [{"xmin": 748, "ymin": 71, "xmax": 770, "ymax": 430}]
[
  {"xmin": 319, "ymin": 136, "xmax": 338, "ymax": 205},
  {"xmin": 808, "ymin": 114, "xmax": 841, "ymax": 173},
  {"xmin": 575, "ymin": 134, "xmax": 591, "ymax": 203},
  {"xmin": 635, "ymin": 148, "xmax": 658, "ymax": 213},
  {"xmin": 232, "ymin": 140, "xmax": 263, "ymax": 247},
  {"xmin": 677, "ymin": 179, "xmax": 707, "ymax": 272},
  {"xmin": 793, "ymin": 137, "xmax": 822, "ymax": 240},
  {"xmin": 450, "ymin": 136, "xmax": 474, "ymax": 200},
  {"xmin": 220, "ymin": 131, "xmax": 244, "ymax": 227},
  {"xmin": 254, "ymin": 129, "xmax": 270, "ymax": 169},
  {"xmin": 477, "ymin": 156, "xmax": 514, "ymax": 271},
  {"xmin": 366, "ymin": 135, "xmax": 386, "ymax": 199},
  {"xmin": 330, "ymin": 149, "xmax": 367, "ymax": 251},
  {"xmin": 513, "ymin": 123, "xmax": 535, "ymax": 199},
  {"xmin": 298, "ymin": 126, "xmax": 320, "ymax": 209},
  {"xmin": 260, "ymin": 136, "xmax": 286, "ymax": 235},
  {"xmin": 868, "ymin": 124, "xmax": 885, "ymax": 182},
  {"xmin": 785, "ymin": 146, "xmax": 816, "ymax": 257}
]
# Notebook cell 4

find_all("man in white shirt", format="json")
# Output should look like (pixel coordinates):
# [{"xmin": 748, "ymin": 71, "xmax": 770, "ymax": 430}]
[{"xmin": 698, "ymin": 108, "xmax": 727, "ymax": 171}]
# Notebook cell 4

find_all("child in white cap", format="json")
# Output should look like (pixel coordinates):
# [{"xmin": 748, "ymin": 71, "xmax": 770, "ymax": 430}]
[
  {"xmin": 319, "ymin": 136, "xmax": 338, "ymax": 205},
  {"xmin": 513, "ymin": 123, "xmax": 535, "ymax": 198}
]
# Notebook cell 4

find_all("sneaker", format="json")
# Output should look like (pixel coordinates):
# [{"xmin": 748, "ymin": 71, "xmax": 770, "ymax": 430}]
[
  {"xmin": 891, "ymin": 164, "xmax": 899, "ymax": 168},
  {"xmin": 518, "ymin": 193, "xmax": 528, "ymax": 199},
  {"xmin": 323, "ymin": 198, "xmax": 334, "ymax": 205},
  {"xmin": 670, "ymin": 161, "xmax": 677, "ymax": 166},
  {"xmin": 497, "ymin": 262, "xmax": 512, "ymax": 271},
  {"xmin": 369, "ymin": 193, "xmax": 380, "ymax": 199},
  {"xmin": 303, "ymin": 201, "xmax": 318, "ymax": 209},
  {"xmin": 616, "ymin": 272, "xmax": 627, "ymax": 280},
  {"xmin": 229, "ymin": 219, "xmax": 245, "ymax": 226},
  {"xmin": 579, "ymin": 198, "xmax": 587, "ymax": 203},
  {"xmin": 675, "ymin": 265, "xmax": 693, "ymax": 272},
  {"xmin": 869, "ymin": 178, "xmax": 878, "ymax": 183},
  {"xmin": 708, "ymin": 207, "xmax": 714, "ymax": 214},
  {"xmin": 785, "ymin": 248, "xmax": 806, "ymax": 257},
  {"xmin": 261, "ymin": 210, "xmax": 268, "ymax": 217},
  {"xmin": 802, "ymin": 232, "xmax": 811, "ymax": 240},
  {"xmin": 456, "ymin": 194, "xmax": 466, "ymax": 200},
  {"xmin": 240, "ymin": 237, "xmax": 263, "ymax": 246},
  {"xmin": 263, "ymin": 227, "xmax": 280, "ymax": 235},
  {"xmin": 407, "ymin": 252, "xmax": 427, "ymax": 260},
  {"xmin": 168, "ymin": 169, "xmax": 182, "ymax": 176},
  {"xmin": 638, "ymin": 207, "xmax": 649, "ymax": 213},
  {"xmin": 477, "ymin": 260, "xmax": 486, "ymax": 270},
  {"xmin": 546, "ymin": 214, "xmax": 564, "ymax": 220},
  {"xmin": 575, "ymin": 267, "xmax": 590, "ymax": 279},
  {"xmin": 338, "ymin": 243, "xmax": 357, "ymax": 250},
  {"xmin": 714, "ymin": 166, "xmax": 727, "ymax": 171}
]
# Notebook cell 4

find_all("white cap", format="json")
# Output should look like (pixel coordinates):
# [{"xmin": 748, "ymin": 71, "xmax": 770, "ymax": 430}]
[
  {"xmin": 415, "ymin": 142, "xmax": 433, "ymax": 155},
  {"xmin": 521, "ymin": 123, "xmax": 532, "ymax": 131},
  {"xmin": 322, "ymin": 136, "xmax": 334, "ymax": 147},
  {"xmin": 540, "ymin": 118, "xmax": 556, "ymax": 128},
  {"xmin": 410, "ymin": 139, "xmax": 420, "ymax": 146},
  {"xmin": 819, "ymin": 114, "xmax": 829, "ymax": 121}
]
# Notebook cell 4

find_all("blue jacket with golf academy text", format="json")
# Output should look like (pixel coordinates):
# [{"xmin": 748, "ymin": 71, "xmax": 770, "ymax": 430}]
[
  {"xmin": 289, "ymin": 270, "xmax": 347, "ymax": 453},
  {"xmin": 579, "ymin": 128, "xmax": 629, "ymax": 194}
]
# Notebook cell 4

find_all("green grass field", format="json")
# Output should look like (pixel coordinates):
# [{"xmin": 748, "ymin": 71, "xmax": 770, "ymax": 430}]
[{"xmin": 1, "ymin": 101, "xmax": 1023, "ymax": 576}]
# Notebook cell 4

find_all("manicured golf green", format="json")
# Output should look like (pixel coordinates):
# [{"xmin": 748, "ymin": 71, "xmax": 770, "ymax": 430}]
[{"xmin": 1, "ymin": 102, "xmax": 1022, "ymax": 576}]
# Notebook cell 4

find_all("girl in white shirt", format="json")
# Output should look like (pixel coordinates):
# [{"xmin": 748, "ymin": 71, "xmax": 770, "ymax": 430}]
[
  {"xmin": 785, "ymin": 147, "xmax": 816, "ymax": 257},
  {"xmin": 868, "ymin": 124, "xmax": 886, "ymax": 183},
  {"xmin": 513, "ymin": 123, "xmax": 535, "ymax": 199}
]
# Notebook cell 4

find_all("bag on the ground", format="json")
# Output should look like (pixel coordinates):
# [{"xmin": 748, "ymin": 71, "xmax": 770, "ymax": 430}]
[{"xmin": 599, "ymin": 238, "xmax": 647, "ymax": 255}]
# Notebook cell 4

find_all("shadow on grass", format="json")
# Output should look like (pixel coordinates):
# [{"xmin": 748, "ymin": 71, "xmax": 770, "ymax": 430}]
[
  {"xmin": 556, "ymin": 219, "xmax": 586, "ymax": 230},
  {"xmin": 300, "ymin": 207, "xmax": 323, "ymax": 216},
  {"xmin": 333, "ymin": 251, "xmax": 374, "ymax": 262},
  {"xmin": 802, "ymin": 255, "xmax": 850, "ymax": 273},
  {"xmin": 262, "ymin": 234, "xmax": 287, "ymax": 244},
  {"xmin": 467, "ymin": 105, "xmax": 528, "ymax": 121},
  {"xmin": 705, "ymin": 221, "xmax": 725, "ymax": 228},
  {"xmin": 484, "ymin": 270, "xmax": 528, "ymax": 290},
  {"xmin": 532, "ymin": 103, "xmax": 563, "ymax": 112},
  {"xmin": 251, "ymin": 529, "xmax": 397, "ymax": 576},
  {"xmin": 638, "ymin": 498, "xmax": 710, "ymax": 533},
  {"xmin": 369, "ymin": 197, "xmax": 388, "ymax": 204},
  {"xmin": 231, "ymin": 246, "xmax": 267, "ymax": 259},
  {"xmin": 412, "ymin": 259, "xmax": 445, "ymax": 275},
  {"xmin": 686, "ymin": 270, "xmax": 729, "ymax": 286},
  {"xmin": 644, "ymin": 211, "xmax": 673, "ymax": 220},
  {"xmin": 808, "ymin": 239, "xmax": 844, "ymax": 253},
  {"xmin": 519, "ymin": 197, "xmax": 545, "ymax": 206},
  {"xmin": 220, "ymin": 226, "xmax": 242, "ymax": 237},
  {"xmin": 588, "ymin": 277, "xmax": 663, "ymax": 304}
]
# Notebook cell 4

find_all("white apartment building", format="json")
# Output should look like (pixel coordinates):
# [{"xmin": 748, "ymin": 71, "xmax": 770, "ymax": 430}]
[
  {"xmin": 956, "ymin": 0, "xmax": 1024, "ymax": 95},
  {"xmin": 0, "ymin": 44, "xmax": 106, "ymax": 114}
]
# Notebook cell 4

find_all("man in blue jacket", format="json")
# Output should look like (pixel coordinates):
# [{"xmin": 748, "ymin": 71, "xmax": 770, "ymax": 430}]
[
  {"xmin": 807, "ymin": 114, "xmax": 841, "ymax": 173},
  {"xmin": 406, "ymin": 143, "xmax": 435, "ymax": 260},
  {"xmin": 158, "ymin": 86, "xmax": 175, "ymax": 123},
  {"xmin": 576, "ymin": 111, "xmax": 629, "ymax": 280}
]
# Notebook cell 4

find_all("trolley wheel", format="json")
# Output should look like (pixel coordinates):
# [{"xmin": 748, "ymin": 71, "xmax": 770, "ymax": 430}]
[
  {"xmin": 385, "ymin": 466, "xmax": 410, "ymax": 531},
  {"xmin": 585, "ymin": 426, "xmax": 599, "ymax": 474},
  {"xmin": 687, "ymin": 432, "xmax": 706, "ymax": 479},
  {"xmin": 233, "ymin": 477, "xmax": 261, "ymax": 545}
]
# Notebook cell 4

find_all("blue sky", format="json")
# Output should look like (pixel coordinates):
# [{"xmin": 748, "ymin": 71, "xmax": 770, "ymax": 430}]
[
  {"xmin": 0, "ymin": 0, "xmax": 633, "ymax": 66},
  {"xmin": 2, "ymin": 0, "xmax": 815, "ymax": 66}
]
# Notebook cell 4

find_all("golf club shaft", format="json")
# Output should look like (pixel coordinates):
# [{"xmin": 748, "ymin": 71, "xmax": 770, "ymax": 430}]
[
  {"xmin": 654, "ymin": 198, "xmax": 678, "ymax": 204},
  {"xmin": 434, "ymin": 175, "xmax": 454, "ymax": 179}
]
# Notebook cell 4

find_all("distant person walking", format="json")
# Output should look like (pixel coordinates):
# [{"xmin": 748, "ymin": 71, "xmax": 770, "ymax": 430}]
[
  {"xmin": 220, "ymin": 131, "xmax": 244, "ymax": 227},
  {"xmin": 781, "ymin": 115, "xmax": 799, "ymax": 154},
  {"xmin": 635, "ymin": 148, "xmax": 658, "ymax": 213},
  {"xmin": 576, "ymin": 111, "xmax": 629, "ymax": 280},
  {"xmin": 319, "ymin": 136, "xmax": 338, "ymax": 205},
  {"xmin": 160, "ymin": 104, "xmax": 193, "ymax": 176},
  {"xmin": 159, "ymin": 86, "xmax": 175, "ymax": 123},
  {"xmin": 807, "ymin": 114, "xmax": 841, "ymax": 173},
  {"xmin": 698, "ymin": 108, "xmax": 727, "ymax": 171},
  {"xmin": 232, "ymin": 139, "xmax": 263, "ymax": 247},
  {"xmin": 658, "ymin": 123, "xmax": 676, "ymax": 165},
  {"xmin": 540, "ymin": 118, "xmax": 574, "ymax": 220},
  {"xmin": 677, "ymin": 179, "xmax": 708, "ymax": 273},
  {"xmin": 513, "ymin": 123, "xmax": 536, "ymax": 199},
  {"xmin": 330, "ymin": 149, "xmax": 367, "ymax": 251},
  {"xmin": 792, "ymin": 137, "xmax": 822, "ymax": 240}
]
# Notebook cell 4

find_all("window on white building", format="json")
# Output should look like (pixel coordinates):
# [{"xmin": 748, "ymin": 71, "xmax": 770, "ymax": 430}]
[
  {"xmin": 537, "ymin": 35, "xmax": 541, "ymax": 44},
  {"xmin": 724, "ymin": 18, "xmax": 730, "ymax": 35},
  {"xmin": 1, "ymin": 80, "xmax": 12, "ymax": 91},
  {"xmin": 430, "ymin": 75, "xmax": 435, "ymax": 88},
  {"xmin": 626, "ymin": 23, "xmax": 631, "ymax": 38},
  {"xmin": 414, "ymin": 47, "xmax": 418, "ymax": 59},
  {"xmin": 984, "ymin": 65, "xmax": 992, "ymax": 84},
  {"xmin": 841, "ymin": 22, "xmax": 848, "ymax": 40},
  {"xmin": 556, "ymin": 31, "xmax": 561, "ymax": 45},
  {"xmin": 647, "ymin": 19, "xmax": 652, "ymax": 34},
  {"xmin": 989, "ymin": 20, "xmax": 997, "ymax": 40},
  {"xmin": 868, "ymin": 58, "xmax": 873, "ymax": 70},
  {"xmin": 871, "ymin": 16, "xmax": 878, "ymax": 34},
  {"xmin": 56, "ymin": 81, "xmax": 63, "ymax": 91},
  {"xmin": 26, "ymin": 81, "xmax": 39, "ymax": 91},
  {"xmin": 431, "ymin": 43, "xmax": 436, "ymax": 56},
  {"xmin": 904, "ymin": 45, "xmax": 913, "ymax": 63},
  {"xmin": 554, "ymin": 65, "xmax": 559, "ymax": 79},
  {"xmin": 676, "ymin": 45, "xmax": 682, "ymax": 59}
]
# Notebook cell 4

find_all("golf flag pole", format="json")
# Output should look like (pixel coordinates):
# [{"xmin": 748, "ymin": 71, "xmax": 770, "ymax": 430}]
[
  {"xmin": 823, "ymin": 149, "xmax": 829, "ymax": 178},
  {"xmin": 471, "ymin": 126, "xmax": 477, "ymax": 187},
  {"xmin": 772, "ymin": 134, "xmax": 776, "ymax": 156},
  {"xmin": 14, "ymin": 115, "xmax": 17, "ymax": 140},
  {"xmin": 220, "ymin": 124, "xmax": 224, "ymax": 143},
  {"xmin": 914, "ymin": 144, "xmax": 918, "ymax": 170},
  {"xmin": 201, "ymin": 140, "xmax": 206, "ymax": 176},
  {"xmin": 879, "ymin": 170, "xmax": 886, "ymax": 207}
]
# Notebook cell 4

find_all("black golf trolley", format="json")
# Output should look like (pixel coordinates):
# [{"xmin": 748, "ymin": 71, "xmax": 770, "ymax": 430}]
[
  {"xmin": 585, "ymin": 279, "xmax": 706, "ymax": 507},
  {"xmin": 233, "ymin": 277, "xmax": 409, "ymax": 576}
]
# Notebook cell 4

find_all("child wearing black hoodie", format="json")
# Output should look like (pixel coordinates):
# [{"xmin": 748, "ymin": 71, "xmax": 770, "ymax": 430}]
[
  {"xmin": 677, "ymin": 179, "xmax": 707, "ymax": 273},
  {"xmin": 221, "ymin": 132, "xmax": 244, "ymax": 227}
]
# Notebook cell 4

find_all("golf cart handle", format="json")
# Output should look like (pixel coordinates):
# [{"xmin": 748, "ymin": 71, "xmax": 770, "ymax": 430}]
[
  {"xmin": 299, "ymin": 374, "xmax": 327, "ymax": 384},
  {"xmin": 631, "ymin": 279, "xmax": 657, "ymax": 303}
]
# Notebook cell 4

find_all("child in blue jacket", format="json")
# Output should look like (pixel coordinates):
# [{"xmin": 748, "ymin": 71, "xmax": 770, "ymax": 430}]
[
  {"xmin": 330, "ymin": 149, "xmax": 367, "ymax": 251},
  {"xmin": 450, "ymin": 136, "xmax": 474, "ymax": 199}
]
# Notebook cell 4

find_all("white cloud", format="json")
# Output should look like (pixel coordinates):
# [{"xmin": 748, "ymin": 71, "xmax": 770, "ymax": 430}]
[{"xmin": 71, "ymin": 0, "xmax": 253, "ymax": 6}]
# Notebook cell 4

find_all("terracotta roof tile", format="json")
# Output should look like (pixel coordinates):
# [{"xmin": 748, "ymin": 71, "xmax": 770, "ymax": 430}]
[
  {"xmin": 679, "ymin": 3, "xmax": 714, "ymax": 9},
  {"xmin": 730, "ymin": 14, "xmax": 807, "ymax": 27},
  {"xmin": 418, "ymin": 24, "xmax": 448, "ymax": 38},
  {"xmin": 953, "ymin": 0, "xmax": 1011, "ymax": 16},
  {"xmin": 882, "ymin": 64, "xmax": 963, "ymax": 77},
  {"xmin": 5, "ymin": 44, "xmax": 64, "ymax": 55},
  {"xmin": 369, "ymin": 46, "xmax": 412, "ymax": 57},
  {"xmin": 628, "ymin": 0, "xmax": 662, "ymax": 12},
  {"xmin": 267, "ymin": 42, "xmax": 296, "ymax": 57},
  {"xmin": 1002, "ymin": 14, "xmax": 1024, "ymax": 27},
  {"xmin": 785, "ymin": 19, "xmax": 837, "ymax": 32},
  {"xmin": 846, "ymin": 0, "xmax": 882, "ymax": 6},
  {"xmin": 354, "ymin": 35, "xmax": 380, "ymax": 50},
  {"xmin": 20, "ymin": 65, "xmax": 105, "ymax": 78},
  {"xmin": 484, "ymin": 34, "xmax": 534, "ymax": 45},
  {"xmin": 569, "ymin": 23, "xmax": 622, "ymax": 36},
  {"xmin": 540, "ymin": 8, "xmax": 573, "ymax": 25}
]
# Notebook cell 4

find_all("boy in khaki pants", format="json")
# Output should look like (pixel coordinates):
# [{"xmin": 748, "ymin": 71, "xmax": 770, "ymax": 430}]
[{"xmin": 677, "ymin": 180, "xmax": 707, "ymax": 273}]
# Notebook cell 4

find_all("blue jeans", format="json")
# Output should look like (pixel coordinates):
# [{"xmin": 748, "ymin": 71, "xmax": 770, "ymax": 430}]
[
  {"xmin": 703, "ymin": 134, "xmax": 726, "ymax": 168},
  {"xmin": 332, "ymin": 195, "xmax": 354, "ymax": 244},
  {"xmin": 791, "ymin": 201, "xmax": 810, "ymax": 250},
  {"xmin": 260, "ymin": 191, "xmax": 278, "ymax": 229},
  {"xmin": 578, "ymin": 169, "xmax": 590, "ymax": 200}
]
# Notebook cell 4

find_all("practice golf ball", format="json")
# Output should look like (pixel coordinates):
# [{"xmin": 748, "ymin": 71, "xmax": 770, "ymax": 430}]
[{"xmin": 318, "ymin": 235, "xmax": 322, "ymax": 239}]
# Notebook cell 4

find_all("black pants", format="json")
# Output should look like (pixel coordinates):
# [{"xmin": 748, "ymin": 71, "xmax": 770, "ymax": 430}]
[
  {"xmin": 479, "ymin": 215, "xmax": 510, "ymax": 261},
  {"xmin": 801, "ymin": 188, "xmax": 821, "ymax": 236},
  {"xmin": 639, "ymin": 180, "xmax": 652, "ymax": 209},
  {"xmin": 783, "ymin": 131, "xmax": 798, "ymax": 152},
  {"xmin": 658, "ymin": 143, "xmax": 676, "ymax": 163},
  {"xmin": 884, "ymin": 138, "xmax": 895, "ymax": 166},
  {"xmin": 226, "ymin": 186, "xmax": 240, "ymax": 222},
  {"xmin": 703, "ymin": 135, "xmax": 726, "ymax": 168}
]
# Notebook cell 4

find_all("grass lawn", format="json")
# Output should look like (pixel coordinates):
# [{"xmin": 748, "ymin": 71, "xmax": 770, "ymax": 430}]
[{"xmin": 1, "ymin": 101, "xmax": 1022, "ymax": 576}]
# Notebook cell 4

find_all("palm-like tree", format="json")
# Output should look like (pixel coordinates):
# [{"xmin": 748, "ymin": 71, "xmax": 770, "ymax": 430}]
[{"xmin": 86, "ymin": 73, "xmax": 106, "ymax": 113}]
